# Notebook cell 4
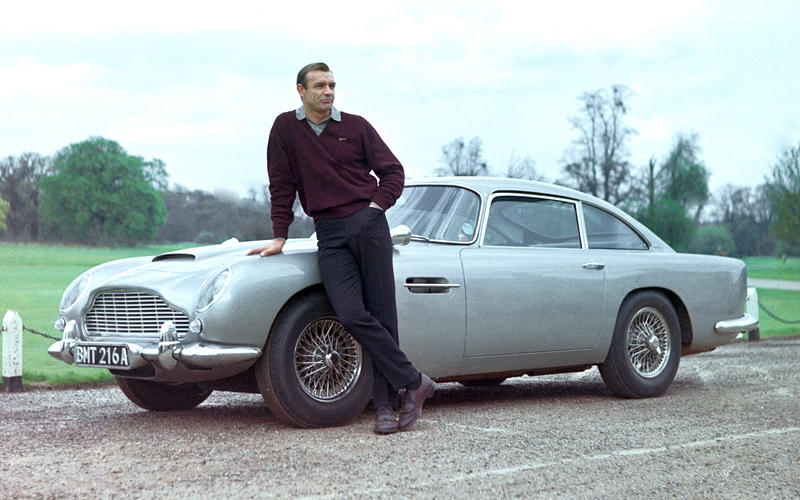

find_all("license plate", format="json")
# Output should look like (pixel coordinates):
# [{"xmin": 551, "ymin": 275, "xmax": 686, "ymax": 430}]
[{"xmin": 75, "ymin": 344, "xmax": 131, "ymax": 368}]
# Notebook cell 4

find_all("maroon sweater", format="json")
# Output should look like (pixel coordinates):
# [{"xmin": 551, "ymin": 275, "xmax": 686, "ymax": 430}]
[{"xmin": 267, "ymin": 110, "xmax": 405, "ymax": 239}]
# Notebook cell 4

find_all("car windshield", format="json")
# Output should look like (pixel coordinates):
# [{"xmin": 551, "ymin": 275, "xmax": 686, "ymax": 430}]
[{"xmin": 386, "ymin": 185, "xmax": 481, "ymax": 243}]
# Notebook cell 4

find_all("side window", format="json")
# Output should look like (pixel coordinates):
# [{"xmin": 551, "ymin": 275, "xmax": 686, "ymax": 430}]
[
  {"xmin": 583, "ymin": 204, "xmax": 648, "ymax": 250},
  {"xmin": 484, "ymin": 196, "xmax": 581, "ymax": 248}
]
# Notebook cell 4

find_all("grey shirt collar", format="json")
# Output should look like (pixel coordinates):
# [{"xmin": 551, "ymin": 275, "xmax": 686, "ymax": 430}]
[
  {"xmin": 296, "ymin": 106, "xmax": 340, "ymax": 136},
  {"xmin": 295, "ymin": 105, "xmax": 341, "ymax": 122}
]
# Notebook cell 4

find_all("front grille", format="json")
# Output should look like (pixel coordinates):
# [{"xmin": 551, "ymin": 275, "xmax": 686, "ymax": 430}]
[{"xmin": 85, "ymin": 291, "xmax": 189, "ymax": 337}]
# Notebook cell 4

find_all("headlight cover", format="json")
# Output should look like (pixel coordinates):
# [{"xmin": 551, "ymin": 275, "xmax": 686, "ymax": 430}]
[
  {"xmin": 195, "ymin": 267, "xmax": 231, "ymax": 312},
  {"xmin": 61, "ymin": 272, "xmax": 92, "ymax": 311}
]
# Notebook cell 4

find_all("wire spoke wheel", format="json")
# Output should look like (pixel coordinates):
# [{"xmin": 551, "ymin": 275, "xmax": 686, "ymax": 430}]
[
  {"xmin": 626, "ymin": 306, "xmax": 671, "ymax": 378},
  {"xmin": 294, "ymin": 317, "xmax": 363, "ymax": 402}
]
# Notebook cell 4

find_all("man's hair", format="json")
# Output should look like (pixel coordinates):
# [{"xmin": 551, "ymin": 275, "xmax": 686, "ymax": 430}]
[{"xmin": 297, "ymin": 62, "xmax": 331, "ymax": 88}]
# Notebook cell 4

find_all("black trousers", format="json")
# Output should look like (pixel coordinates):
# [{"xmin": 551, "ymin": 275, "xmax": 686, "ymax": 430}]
[{"xmin": 315, "ymin": 205, "xmax": 419, "ymax": 409}]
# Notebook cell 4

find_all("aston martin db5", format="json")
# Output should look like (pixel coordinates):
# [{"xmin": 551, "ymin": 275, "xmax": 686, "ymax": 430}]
[{"xmin": 49, "ymin": 177, "xmax": 758, "ymax": 427}]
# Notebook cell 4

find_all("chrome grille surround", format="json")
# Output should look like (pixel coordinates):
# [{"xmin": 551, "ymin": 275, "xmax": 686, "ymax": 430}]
[{"xmin": 84, "ymin": 290, "xmax": 189, "ymax": 337}]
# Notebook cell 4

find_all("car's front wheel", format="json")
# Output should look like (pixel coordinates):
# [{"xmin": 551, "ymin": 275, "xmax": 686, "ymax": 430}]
[
  {"xmin": 255, "ymin": 291, "xmax": 373, "ymax": 428},
  {"xmin": 115, "ymin": 377, "xmax": 212, "ymax": 411},
  {"xmin": 599, "ymin": 291, "xmax": 681, "ymax": 398}
]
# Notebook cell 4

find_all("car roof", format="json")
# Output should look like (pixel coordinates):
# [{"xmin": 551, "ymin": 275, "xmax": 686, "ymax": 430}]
[{"xmin": 407, "ymin": 176, "xmax": 612, "ymax": 208}]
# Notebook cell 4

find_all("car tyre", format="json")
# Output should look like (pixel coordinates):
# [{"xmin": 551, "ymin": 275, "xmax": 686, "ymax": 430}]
[
  {"xmin": 115, "ymin": 377, "xmax": 212, "ymax": 411},
  {"xmin": 599, "ymin": 291, "xmax": 681, "ymax": 398},
  {"xmin": 255, "ymin": 291, "xmax": 373, "ymax": 428}
]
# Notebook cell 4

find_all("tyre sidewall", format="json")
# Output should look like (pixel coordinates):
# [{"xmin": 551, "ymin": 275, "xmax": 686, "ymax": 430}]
[{"xmin": 256, "ymin": 291, "xmax": 373, "ymax": 428}]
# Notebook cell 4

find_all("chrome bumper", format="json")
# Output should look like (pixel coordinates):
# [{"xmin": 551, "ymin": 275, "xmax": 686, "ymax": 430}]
[
  {"xmin": 48, "ymin": 320, "xmax": 261, "ymax": 370},
  {"xmin": 715, "ymin": 313, "xmax": 759, "ymax": 335}
]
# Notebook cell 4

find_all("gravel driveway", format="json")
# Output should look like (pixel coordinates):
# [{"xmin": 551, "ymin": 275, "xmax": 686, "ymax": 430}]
[{"xmin": 2, "ymin": 337, "xmax": 799, "ymax": 499}]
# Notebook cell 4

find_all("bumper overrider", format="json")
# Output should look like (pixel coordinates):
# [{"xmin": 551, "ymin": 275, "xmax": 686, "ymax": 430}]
[
  {"xmin": 714, "ymin": 313, "xmax": 759, "ymax": 335},
  {"xmin": 48, "ymin": 319, "xmax": 261, "ymax": 371}
]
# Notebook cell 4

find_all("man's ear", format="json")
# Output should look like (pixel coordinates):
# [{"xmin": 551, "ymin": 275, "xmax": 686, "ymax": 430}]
[{"xmin": 296, "ymin": 83, "xmax": 306, "ymax": 100}]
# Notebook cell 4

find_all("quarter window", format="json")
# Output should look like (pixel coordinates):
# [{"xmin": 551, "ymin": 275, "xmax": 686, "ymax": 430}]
[
  {"xmin": 484, "ymin": 196, "xmax": 581, "ymax": 248},
  {"xmin": 583, "ymin": 204, "xmax": 648, "ymax": 250}
]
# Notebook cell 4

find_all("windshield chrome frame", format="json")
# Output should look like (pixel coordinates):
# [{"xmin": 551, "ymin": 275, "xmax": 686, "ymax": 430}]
[{"xmin": 395, "ymin": 183, "xmax": 485, "ymax": 245}]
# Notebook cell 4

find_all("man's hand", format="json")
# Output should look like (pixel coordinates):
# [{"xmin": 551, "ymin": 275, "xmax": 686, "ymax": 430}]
[{"xmin": 246, "ymin": 239, "xmax": 285, "ymax": 257}]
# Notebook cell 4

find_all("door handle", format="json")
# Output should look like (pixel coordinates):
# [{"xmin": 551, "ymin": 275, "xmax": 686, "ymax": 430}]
[
  {"xmin": 403, "ymin": 278, "xmax": 460, "ymax": 293},
  {"xmin": 582, "ymin": 263, "xmax": 605, "ymax": 270}
]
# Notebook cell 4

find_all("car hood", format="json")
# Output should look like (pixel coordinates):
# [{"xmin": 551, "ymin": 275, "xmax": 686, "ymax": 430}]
[{"xmin": 79, "ymin": 238, "xmax": 320, "ymax": 313}]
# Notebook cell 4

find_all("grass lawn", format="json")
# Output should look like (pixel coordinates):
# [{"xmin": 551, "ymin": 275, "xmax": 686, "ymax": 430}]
[
  {"xmin": 743, "ymin": 256, "xmax": 800, "ymax": 281},
  {"xmin": 752, "ymin": 288, "xmax": 800, "ymax": 339},
  {"xmin": 0, "ymin": 242, "xmax": 193, "ymax": 386}
]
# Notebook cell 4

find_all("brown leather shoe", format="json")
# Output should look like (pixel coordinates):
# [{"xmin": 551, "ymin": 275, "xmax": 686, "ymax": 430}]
[
  {"xmin": 373, "ymin": 406, "xmax": 398, "ymax": 434},
  {"xmin": 398, "ymin": 374, "xmax": 435, "ymax": 430}
]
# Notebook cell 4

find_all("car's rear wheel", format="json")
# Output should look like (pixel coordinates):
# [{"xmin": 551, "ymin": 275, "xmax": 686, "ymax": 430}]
[
  {"xmin": 255, "ymin": 291, "xmax": 373, "ymax": 428},
  {"xmin": 599, "ymin": 291, "xmax": 681, "ymax": 398},
  {"xmin": 115, "ymin": 377, "xmax": 212, "ymax": 411}
]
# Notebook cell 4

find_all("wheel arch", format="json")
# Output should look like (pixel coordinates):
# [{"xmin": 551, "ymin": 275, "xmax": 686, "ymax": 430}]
[
  {"xmin": 263, "ymin": 284, "xmax": 328, "ymax": 348},
  {"xmin": 619, "ymin": 287, "xmax": 693, "ymax": 347}
]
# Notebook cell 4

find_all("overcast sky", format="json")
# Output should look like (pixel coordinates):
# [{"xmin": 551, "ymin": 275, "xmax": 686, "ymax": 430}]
[{"xmin": 2, "ymin": 0, "xmax": 798, "ymax": 200}]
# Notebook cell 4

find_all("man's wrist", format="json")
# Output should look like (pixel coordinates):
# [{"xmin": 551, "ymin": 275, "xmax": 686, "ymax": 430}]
[{"xmin": 274, "ymin": 237, "xmax": 286, "ymax": 242}]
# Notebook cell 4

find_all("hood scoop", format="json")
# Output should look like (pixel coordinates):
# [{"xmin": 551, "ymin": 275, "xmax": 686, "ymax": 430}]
[{"xmin": 152, "ymin": 253, "xmax": 196, "ymax": 262}]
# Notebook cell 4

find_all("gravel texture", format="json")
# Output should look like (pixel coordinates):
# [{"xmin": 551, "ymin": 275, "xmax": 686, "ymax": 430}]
[{"xmin": 1, "ymin": 337, "xmax": 799, "ymax": 499}]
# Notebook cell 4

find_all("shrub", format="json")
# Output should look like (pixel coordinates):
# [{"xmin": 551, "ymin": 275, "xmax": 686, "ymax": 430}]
[{"xmin": 688, "ymin": 224, "xmax": 736, "ymax": 256}]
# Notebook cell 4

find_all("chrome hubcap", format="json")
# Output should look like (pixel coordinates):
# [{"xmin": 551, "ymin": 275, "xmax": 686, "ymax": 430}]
[
  {"xmin": 294, "ymin": 318, "xmax": 362, "ymax": 402},
  {"xmin": 626, "ymin": 307, "xmax": 670, "ymax": 378}
]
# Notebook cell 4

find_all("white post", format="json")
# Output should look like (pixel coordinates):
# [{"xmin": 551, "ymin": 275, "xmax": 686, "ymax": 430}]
[
  {"xmin": 2, "ymin": 310, "xmax": 23, "ymax": 392},
  {"xmin": 746, "ymin": 287, "xmax": 760, "ymax": 341}
]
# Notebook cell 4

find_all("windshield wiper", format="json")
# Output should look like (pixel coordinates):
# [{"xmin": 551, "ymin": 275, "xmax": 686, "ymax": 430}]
[{"xmin": 410, "ymin": 234, "xmax": 431, "ymax": 242}]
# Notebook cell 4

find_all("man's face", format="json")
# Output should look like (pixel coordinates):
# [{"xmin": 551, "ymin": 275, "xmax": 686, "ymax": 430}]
[{"xmin": 298, "ymin": 70, "xmax": 335, "ymax": 117}]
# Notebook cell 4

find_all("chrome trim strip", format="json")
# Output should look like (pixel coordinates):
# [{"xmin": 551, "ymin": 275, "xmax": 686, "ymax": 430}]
[{"xmin": 715, "ymin": 313, "xmax": 759, "ymax": 334}]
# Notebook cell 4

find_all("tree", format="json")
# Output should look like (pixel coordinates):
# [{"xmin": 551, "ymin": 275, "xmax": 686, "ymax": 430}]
[
  {"xmin": 636, "ymin": 198, "xmax": 695, "ymax": 252},
  {"xmin": 436, "ymin": 137, "xmax": 488, "ymax": 176},
  {"xmin": 39, "ymin": 137, "xmax": 167, "ymax": 246},
  {"xmin": 143, "ymin": 158, "xmax": 169, "ymax": 191},
  {"xmin": 561, "ymin": 85, "xmax": 635, "ymax": 204},
  {"xmin": 658, "ymin": 133, "xmax": 710, "ymax": 222},
  {"xmin": 0, "ymin": 152, "xmax": 52, "ymax": 240},
  {"xmin": 711, "ymin": 184, "xmax": 773, "ymax": 256},
  {"xmin": 629, "ymin": 135, "xmax": 711, "ymax": 252},
  {"xmin": 765, "ymin": 141, "xmax": 800, "ymax": 249},
  {"xmin": 506, "ymin": 153, "xmax": 545, "ymax": 181}
]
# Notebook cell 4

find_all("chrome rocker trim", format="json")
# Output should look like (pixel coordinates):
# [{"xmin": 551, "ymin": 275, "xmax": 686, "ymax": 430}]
[
  {"xmin": 714, "ymin": 313, "xmax": 759, "ymax": 335},
  {"xmin": 48, "ymin": 320, "xmax": 261, "ymax": 370}
]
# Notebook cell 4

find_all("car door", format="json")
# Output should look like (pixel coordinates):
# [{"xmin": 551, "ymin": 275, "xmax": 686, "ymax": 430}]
[{"xmin": 461, "ymin": 193, "xmax": 606, "ymax": 357}]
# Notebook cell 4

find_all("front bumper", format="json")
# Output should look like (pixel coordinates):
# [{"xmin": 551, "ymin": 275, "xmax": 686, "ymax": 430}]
[
  {"xmin": 48, "ymin": 320, "xmax": 261, "ymax": 371},
  {"xmin": 715, "ymin": 313, "xmax": 759, "ymax": 335}
]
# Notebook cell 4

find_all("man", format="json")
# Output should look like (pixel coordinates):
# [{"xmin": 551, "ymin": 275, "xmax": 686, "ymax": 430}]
[{"xmin": 248, "ymin": 62, "xmax": 434, "ymax": 434}]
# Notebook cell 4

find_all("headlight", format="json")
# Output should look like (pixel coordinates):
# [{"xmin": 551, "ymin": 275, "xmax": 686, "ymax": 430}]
[
  {"xmin": 61, "ymin": 272, "xmax": 92, "ymax": 311},
  {"xmin": 195, "ymin": 268, "xmax": 231, "ymax": 312}
]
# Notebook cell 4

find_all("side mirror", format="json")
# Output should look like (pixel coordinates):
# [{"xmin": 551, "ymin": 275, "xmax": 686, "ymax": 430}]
[{"xmin": 390, "ymin": 225, "xmax": 411, "ymax": 246}]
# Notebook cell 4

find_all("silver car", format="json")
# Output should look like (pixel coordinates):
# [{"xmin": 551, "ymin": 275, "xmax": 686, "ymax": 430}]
[{"xmin": 49, "ymin": 177, "xmax": 758, "ymax": 427}]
